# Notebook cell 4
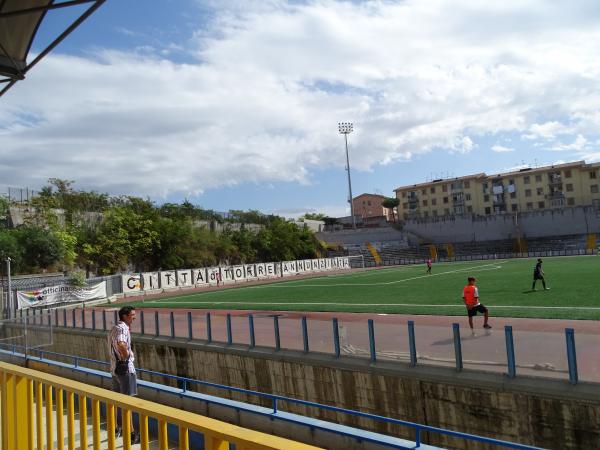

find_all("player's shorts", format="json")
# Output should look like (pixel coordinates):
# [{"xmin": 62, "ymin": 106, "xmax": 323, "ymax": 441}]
[
  {"xmin": 467, "ymin": 304, "xmax": 488, "ymax": 317},
  {"xmin": 533, "ymin": 274, "xmax": 544, "ymax": 280}
]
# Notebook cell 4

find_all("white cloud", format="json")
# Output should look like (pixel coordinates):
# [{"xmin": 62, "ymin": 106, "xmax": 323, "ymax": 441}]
[
  {"xmin": 3, "ymin": 0, "xmax": 600, "ymax": 198},
  {"xmin": 491, "ymin": 145, "xmax": 515, "ymax": 153}
]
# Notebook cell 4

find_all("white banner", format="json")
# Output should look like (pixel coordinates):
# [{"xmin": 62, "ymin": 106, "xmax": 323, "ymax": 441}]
[
  {"xmin": 192, "ymin": 268, "xmax": 208, "ymax": 286},
  {"xmin": 17, "ymin": 282, "xmax": 107, "ymax": 309},
  {"xmin": 177, "ymin": 269, "xmax": 193, "ymax": 287},
  {"xmin": 122, "ymin": 274, "xmax": 141, "ymax": 293},
  {"xmin": 265, "ymin": 263, "xmax": 276, "ymax": 278},
  {"xmin": 232, "ymin": 265, "xmax": 246, "ymax": 281},
  {"xmin": 255, "ymin": 263, "xmax": 267, "ymax": 279},
  {"xmin": 207, "ymin": 267, "xmax": 222, "ymax": 285},
  {"xmin": 281, "ymin": 261, "xmax": 296, "ymax": 277},
  {"xmin": 160, "ymin": 271, "xmax": 177, "ymax": 289},
  {"xmin": 142, "ymin": 272, "xmax": 159, "ymax": 290},
  {"xmin": 244, "ymin": 264, "xmax": 257, "ymax": 279}
]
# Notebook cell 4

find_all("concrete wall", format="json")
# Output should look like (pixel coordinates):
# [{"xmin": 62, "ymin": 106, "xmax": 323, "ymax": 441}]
[
  {"xmin": 17, "ymin": 326, "xmax": 600, "ymax": 450},
  {"xmin": 404, "ymin": 206, "xmax": 600, "ymax": 243},
  {"xmin": 316, "ymin": 228, "xmax": 408, "ymax": 247}
]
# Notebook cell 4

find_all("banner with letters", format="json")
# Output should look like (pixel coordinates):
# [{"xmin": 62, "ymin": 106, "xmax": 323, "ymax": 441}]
[
  {"xmin": 122, "ymin": 274, "xmax": 141, "ymax": 293},
  {"xmin": 17, "ymin": 282, "xmax": 107, "ymax": 309},
  {"xmin": 120, "ymin": 256, "xmax": 353, "ymax": 295}
]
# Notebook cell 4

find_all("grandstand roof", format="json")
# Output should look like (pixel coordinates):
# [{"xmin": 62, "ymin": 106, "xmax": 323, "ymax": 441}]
[{"xmin": 0, "ymin": 0, "xmax": 106, "ymax": 98}]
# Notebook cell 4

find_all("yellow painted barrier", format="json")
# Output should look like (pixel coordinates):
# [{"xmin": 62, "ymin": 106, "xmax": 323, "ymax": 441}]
[
  {"xmin": 0, "ymin": 361, "xmax": 323, "ymax": 450},
  {"xmin": 365, "ymin": 241, "xmax": 382, "ymax": 265}
]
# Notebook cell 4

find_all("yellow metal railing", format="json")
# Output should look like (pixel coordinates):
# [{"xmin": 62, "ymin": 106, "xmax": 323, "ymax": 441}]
[{"xmin": 0, "ymin": 361, "xmax": 323, "ymax": 450}]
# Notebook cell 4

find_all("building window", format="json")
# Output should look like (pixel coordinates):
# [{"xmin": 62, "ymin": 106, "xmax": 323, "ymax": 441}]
[
  {"xmin": 590, "ymin": 171, "xmax": 597, "ymax": 179},
  {"xmin": 567, "ymin": 197, "xmax": 575, "ymax": 206},
  {"xmin": 535, "ymin": 174, "xmax": 542, "ymax": 182},
  {"xmin": 566, "ymin": 183, "xmax": 573, "ymax": 192},
  {"xmin": 526, "ymin": 202, "xmax": 534, "ymax": 210},
  {"xmin": 592, "ymin": 185, "xmax": 599, "ymax": 194},
  {"xmin": 536, "ymin": 187, "xmax": 544, "ymax": 195},
  {"xmin": 420, "ymin": 189, "xmax": 425, "ymax": 195},
  {"xmin": 524, "ymin": 176, "xmax": 530, "ymax": 184},
  {"xmin": 430, "ymin": 187, "xmax": 436, "ymax": 194},
  {"xmin": 402, "ymin": 192, "xmax": 406, "ymax": 198},
  {"xmin": 403, "ymin": 203, "xmax": 408, "ymax": 209},
  {"xmin": 441, "ymin": 184, "xmax": 447, "ymax": 192},
  {"xmin": 464, "ymin": 181, "xmax": 470, "ymax": 188},
  {"xmin": 509, "ymin": 179, "xmax": 515, "ymax": 185},
  {"xmin": 465, "ymin": 193, "xmax": 471, "ymax": 201},
  {"xmin": 510, "ymin": 192, "xmax": 516, "ymax": 199},
  {"xmin": 432, "ymin": 198, "xmax": 437, "ymax": 206},
  {"xmin": 467, "ymin": 205, "xmax": 472, "ymax": 213},
  {"xmin": 422, "ymin": 200, "xmax": 428, "ymax": 206},
  {"xmin": 511, "ymin": 204, "xmax": 518, "ymax": 211},
  {"xmin": 367, "ymin": 200, "xmax": 371, "ymax": 206},
  {"xmin": 525, "ymin": 189, "xmax": 532, "ymax": 197},
  {"xmin": 564, "ymin": 170, "xmax": 572, "ymax": 178},
  {"xmin": 443, "ymin": 197, "xmax": 449, "ymax": 204},
  {"xmin": 538, "ymin": 201, "xmax": 545, "ymax": 209},
  {"xmin": 484, "ymin": 194, "xmax": 489, "ymax": 202},
  {"xmin": 485, "ymin": 207, "xmax": 491, "ymax": 215},
  {"xmin": 362, "ymin": 201, "xmax": 366, "ymax": 205}
]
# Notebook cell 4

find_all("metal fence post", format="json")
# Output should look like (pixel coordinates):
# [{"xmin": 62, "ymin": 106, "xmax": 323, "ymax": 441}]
[
  {"xmin": 187, "ymin": 312, "xmax": 193, "ymax": 340},
  {"xmin": 81, "ymin": 309, "xmax": 85, "ymax": 329},
  {"xmin": 274, "ymin": 316, "xmax": 280, "ymax": 351},
  {"xmin": 140, "ymin": 310, "xmax": 145, "ymax": 335},
  {"xmin": 504, "ymin": 326, "xmax": 516, "ymax": 378},
  {"xmin": 154, "ymin": 311, "xmax": 159, "ymax": 337},
  {"xmin": 102, "ymin": 310, "xmax": 106, "ymax": 331},
  {"xmin": 91, "ymin": 311, "xmax": 96, "ymax": 331},
  {"xmin": 72, "ymin": 309, "xmax": 76, "ymax": 328},
  {"xmin": 170, "ymin": 311, "xmax": 175, "ymax": 338},
  {"xmin": 113, "ymin": 310, "xmax": 118, "ymax": 327},
  {"xmin": 368, "ymin": 319, "xmax": 376, "ymax": 362},
  {"xmin": 226, "ymin": 314, "xmax": 232, "ymax": 345},
  {"xmin": 55, "ymin": 309, "xmax": 59, "ymax": 327},
  {"xmin": 333, "ymin": 318, "xmax": 340, "ymax": 358},
  {"xmin": 566, "ymin": 328, "xmax": 578, "ymax": 384},
  {"xmin": 206, "ymin": 313, "xmax": 212, "ymax": 343},
  {"xmin": 64, "ymin": 309, "xmax": 67, "ymax": 328},
  {"xmin": 248, "ymin": 314, "xmax": 255, "ymax": 348},
  {"xmin": 301, "ymin": 316, "xmax": 309, "ymax": 353},
  {"xmin": 408, "ymin": 321, "xmax": 417, "ymax": 367},
  {"xmin": 453, "ymin": 323, "xmax": 463, "ymax": 371}
]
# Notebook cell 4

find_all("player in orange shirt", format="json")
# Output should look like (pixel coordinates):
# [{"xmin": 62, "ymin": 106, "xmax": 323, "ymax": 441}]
[{"xmin": 462, "ymin": 276, "xmax": 491, "ymax": 331}]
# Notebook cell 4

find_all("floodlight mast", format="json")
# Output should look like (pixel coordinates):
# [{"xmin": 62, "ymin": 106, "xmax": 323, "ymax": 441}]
[{"xmin": 338, "ymin": 122, "xmax": 356, "ymax": 229}]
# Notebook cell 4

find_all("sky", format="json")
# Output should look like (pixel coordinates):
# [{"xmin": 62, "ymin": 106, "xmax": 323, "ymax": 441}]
[{"xmin": 2, "ymin": 0, "xmax": 600, "ymax": 218}]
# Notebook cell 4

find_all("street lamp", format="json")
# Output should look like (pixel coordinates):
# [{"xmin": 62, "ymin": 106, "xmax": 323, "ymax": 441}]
[{"xmin": 338, "ymin": 122, "xmax": 356, "ymax": 229}]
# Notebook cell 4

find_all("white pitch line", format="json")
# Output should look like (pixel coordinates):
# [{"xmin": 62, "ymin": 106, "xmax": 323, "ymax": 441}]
[
  {"xmin": 253, "ymin": 262, "xmax": 505, "ymax": 288},
  {"xmin": 144, "ymin": 299, "xmax": 600, "ymax": 310}
]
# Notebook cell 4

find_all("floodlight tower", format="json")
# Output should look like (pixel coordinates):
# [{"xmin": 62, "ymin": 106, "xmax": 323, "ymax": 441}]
[{"xmin": 338, "ymin": 122, "xmax": 356, "ymax": 229}]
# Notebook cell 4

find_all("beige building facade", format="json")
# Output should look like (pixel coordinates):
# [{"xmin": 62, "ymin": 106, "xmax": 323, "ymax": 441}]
[
  {"xmin": 352, "ymin": 193, "xmax": 392, "ymax": 221},
  {"xmin": 394, "ymin": 161, "xmax": 600, "ymax": 220}
]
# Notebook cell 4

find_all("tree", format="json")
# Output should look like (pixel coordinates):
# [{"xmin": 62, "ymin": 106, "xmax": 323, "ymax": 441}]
[
  {"xmin": 300, "ymin": 213, "xmax": 327, "ymax": 221},
  {"xmin": 15, "ymin": 226, "xmax": 62, "ymax": 271},
  {"xmin": 382, "ymin": 197, "xmax": 400, "ymax": 222}
]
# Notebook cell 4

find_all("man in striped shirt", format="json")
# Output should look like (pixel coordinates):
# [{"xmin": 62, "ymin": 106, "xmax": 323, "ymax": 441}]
[{"xmin": 108, "ymin": 306, "xmax": 140, "ymax": 444}]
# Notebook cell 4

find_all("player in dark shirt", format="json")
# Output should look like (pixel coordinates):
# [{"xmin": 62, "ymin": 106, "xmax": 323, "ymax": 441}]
[{"xmin": 532, "ymin": 258, "xmax": 549, "ymax": 291}]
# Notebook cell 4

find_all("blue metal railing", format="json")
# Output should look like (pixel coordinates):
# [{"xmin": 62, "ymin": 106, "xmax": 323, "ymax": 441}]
[
  {"xmin": 21, "ymin": 306, "xmax": 581, "ymax": 386},
  {"xmin": 0, "ymin": 345, "xmax": 544, "ymax": 450}
]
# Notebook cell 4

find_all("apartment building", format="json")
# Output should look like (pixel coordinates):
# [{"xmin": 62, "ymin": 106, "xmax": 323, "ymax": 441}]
[
  {"xmin": 352, "ymin": 193, "xmax": 392, "ymax": 220},
  {"xmin": 394, "ymin": 161, "xmax": 600, "ymax": 220}
]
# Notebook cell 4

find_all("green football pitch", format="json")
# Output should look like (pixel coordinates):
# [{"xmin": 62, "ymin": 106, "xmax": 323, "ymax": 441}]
[{"xmin": 124, "ymin": 255, "xmax": 600, "ymax": 320}]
